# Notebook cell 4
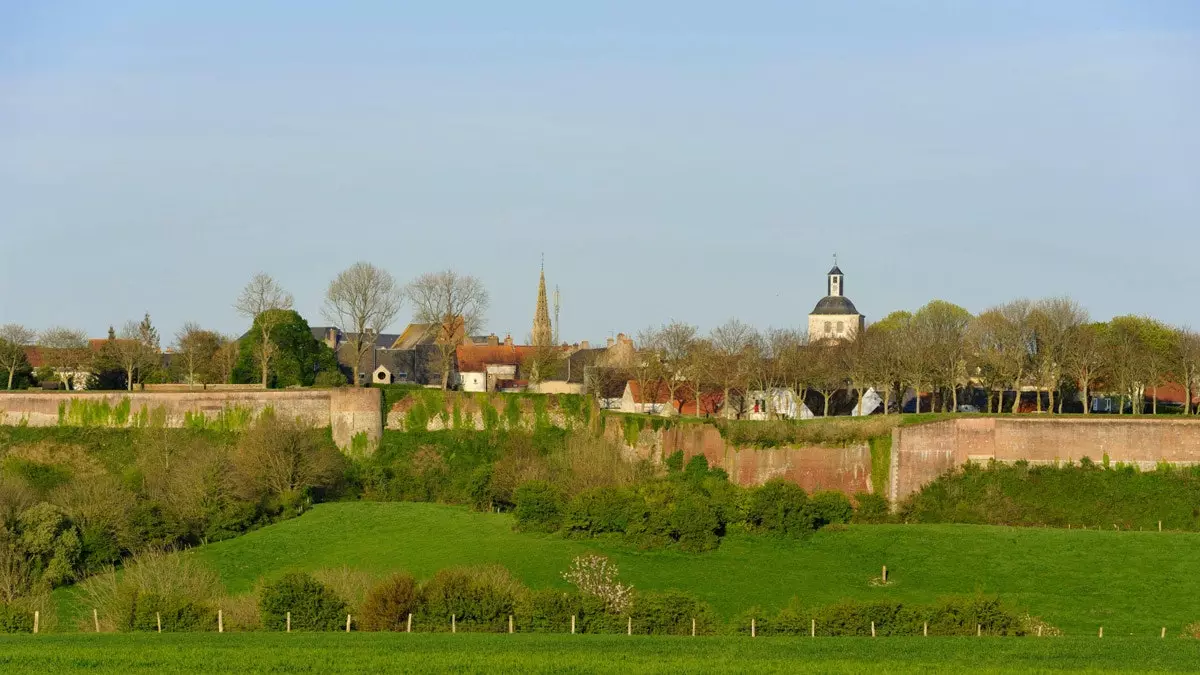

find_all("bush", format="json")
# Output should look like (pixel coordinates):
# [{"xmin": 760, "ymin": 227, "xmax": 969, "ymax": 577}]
[
  {"xmin": 751, "ymin": 596, "xmax": 1024, "ymax": 637},
  {"xmin": 128, "ymin": 592, "xmax": 215, "ymax": 632},
  {"xmin": 746, "ymin": 479, "xmax": 812, "ymax": 536},
  {"xmin": 852, "ymin": 492, "xmax": 890, "ymax": 523},
  {"xmin": 313, "ymin": 370, "xmax": 347, "ymax": 387},
  {"xmin": 418, "ymin": 566, "xmax": 524, "ymax": 632},
  {"xmin": 513, "ymin": 481, "xmax": 563, "ymax": 533},
  {"xmin": 0, "ymin": 604, "xmax": 34, "ymax": 633},
  {"xmin": 806, "ymin": 491, "xmax": 854, "ymax": 528},
  {"xmin": 259, "ymin": 572, "xmax": 347, "ymax": 631},
  {"xmin": 630, "ymin": 590, "xmax": 716, "ymax": 636},
  {"xmin": 79, "ymin": 550, "xmax": 223, "ymax": 632},
  {"xmin": 359, "ymin": 573, "xmax": 419, "ymax": 631},
  {"xmin": 562, "ymin": 487, "xmax": 638, "ymax": 537},
  {"xmin": 671, "ymin": 493, "xmax": 721, "ymax": 552}
]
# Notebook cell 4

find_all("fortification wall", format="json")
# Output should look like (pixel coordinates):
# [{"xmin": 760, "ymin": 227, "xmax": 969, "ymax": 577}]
[
  {"xmin": 890, "ymin": 417, "xmax": 1200, "ymax": 503},
  {"xmin": 0, "ymin": 389, "xmax": 382, "ymax": 452},
  {"xmin": 613, "ymin": 423, "xmax": 876, "ymax": 496}
]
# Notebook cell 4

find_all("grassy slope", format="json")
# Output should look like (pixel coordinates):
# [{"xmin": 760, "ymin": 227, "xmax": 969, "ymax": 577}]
[
  {"xmin": 186, "ymin": 502, "xmax": 1200, "ymax": 635},
  {"xmin": 4, "ymin": 634, "xmax": 1200, "ymax": 674}
]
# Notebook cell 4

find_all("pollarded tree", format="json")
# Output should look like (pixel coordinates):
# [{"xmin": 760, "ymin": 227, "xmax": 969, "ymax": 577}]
[
  {"xmin": 322, "ymin": 262, "xmax": 403, "ymax": 387},
  {"xmin": 234, "ymin": 273, "xmax": 294, "ymax": 388},
  {"xmin": 0, "ymin": 324, "xmax": 36, "ymax": 390},
  {"xmin": 405, "ymin": 270, "xmax": 489, "ymax": 389}
]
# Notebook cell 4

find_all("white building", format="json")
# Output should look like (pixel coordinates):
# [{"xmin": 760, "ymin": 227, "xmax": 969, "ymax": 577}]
[
  {"xmin": 745, "ymin": 388, "xmax": 814, "ymax": 420},
  {"xmin": 807, "ymin": 262, "xmax": 865, "ymax": 342}
]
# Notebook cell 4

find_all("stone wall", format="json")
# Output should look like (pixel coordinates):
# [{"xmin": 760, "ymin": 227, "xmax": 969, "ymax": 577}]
[
  {"xmin": 890, "ymin": 417, "xmax": 1200, "ymax": 503},
  {"xmin": 0, "ymin": 389, "xmax": 382, "ymax": 452}
]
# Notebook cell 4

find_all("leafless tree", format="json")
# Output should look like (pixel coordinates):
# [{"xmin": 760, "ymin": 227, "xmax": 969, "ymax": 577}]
[
  {"xmin": 1030, "ymin": 298, "xmax": 1089, "ymax": 413},
  {"xmin": 1066, "ymin": 322, "xmax": 1106, "ymax": 414},
  {"xmin": 235, "ymin": 273, "xmax": 294, "ymax": 388},
  {"xmin": 405, "ymin": 270, "xmax": 489, "ymax": 389},
  {"xmin": 809, "ymin": 339, "xmax": 846, "ymax": 417},
  {"xmin": 109, "ymin": 317, "xmax": 160, "ymax": 391},
  {"xmin": 38, "ymin": 327, "xmax": 89, "ymax": 390},
  {"xmin": 631, "ymin": 326, "xmax": 670, "ymax": 415},
  {"xmin": 1178, "ymin": 328, "xmax": 1200, "ymax": 416},
  {"xmin": 748, "ymin": 328, "xmax": 800, "ymax": 418},
  {"xmin": 212, "ymin": 334, "xmax": 240, "ymax": 385},
  {"xmin": 323, "ymin": 262, "xmax": 403, "ymax": 386},
  {"xmin": 709, "ymin": 319, "xmax": 755, "ymax": 419},
  {"xmin": 656, "ymin": 321, "xmax": 699, "ymax": 414},
  {"xmin": 985, "ymin": 300, "xmax": 1035, "ymax": 413},
  {"xmin": 0, "ymin": 324, "xmax": 35, "ymax": 389}
]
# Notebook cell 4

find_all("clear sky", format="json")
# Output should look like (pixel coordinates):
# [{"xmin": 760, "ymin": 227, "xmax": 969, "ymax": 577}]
[{"xmin": 2, "ymin": 1, "xmax": 1198, "ymax": 344}]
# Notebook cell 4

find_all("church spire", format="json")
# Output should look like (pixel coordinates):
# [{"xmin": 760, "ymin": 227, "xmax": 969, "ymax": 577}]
[{"xmin": 532, "ymin": 256, "xmax": 552, "ymax": 346}]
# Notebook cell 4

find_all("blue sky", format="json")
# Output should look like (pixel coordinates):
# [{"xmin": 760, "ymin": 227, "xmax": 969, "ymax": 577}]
[{"xmin": 2, "ymin": 1, "xmax": 1198, "ymax": 343}]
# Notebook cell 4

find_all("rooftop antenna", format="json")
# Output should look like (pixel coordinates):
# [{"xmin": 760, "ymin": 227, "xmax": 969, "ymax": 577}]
[{"xmin": 833, "ymin": 252, "xmax": 838, "ymax": 267}]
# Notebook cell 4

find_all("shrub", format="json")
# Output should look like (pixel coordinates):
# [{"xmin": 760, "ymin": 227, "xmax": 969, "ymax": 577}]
[
  {"xmin": 630, "ymin": 590, "xmax": 716, "ymax": 636},
  {"xmin": 313, "ymin": 566, "xmax": 377, "ymax": 617},
  {"xmin": 561, "ymin": 555, "xmax": 633, "ymax": 614},
  {"xmin": 562, "ymin": 487, "xmax": 638, "ymax": 537},
  {"xmin": 79, "ymin": 550, "xmax": 223, "ymax": 632},
  {"xmin": 671, "ymin": 493, "xmax": 721, "ymax": 552},
  {"xmin": 313, "ymin": 370, "xmax": 347, "ymax": 387},
  {"xmin": 259, "ymin": 572, "xmax": 347, "ymax": 631},
  {"xmin": 927, "ymin": 595, "xmax": 1023, "ymax": 636},
  {"xmin": 0, "ymin": 604, "xmax": 34, "ymax": 633},
  {"xmin": 852, "ymin": 492, "xmax": 891, "ymax": 523},
  {"xmin": 513, "ymin": 481, "xmax": 563, "ymax": 533},
  {"xmin": 806, "ymin": 491, "xmax": 854, "ymax": 528},
  {"xmin": 215, "ymin": 593, "xmax": 261, "ymax": 632},
  {"xmin": 360, "ymin": 573, "xmax": 419, "ymax": 632},
  {"xmin": 418, "ymin": 566, "xmax": 524, "ymax": 632},
  {"xmin": 746, "ymin": 479, "xmax": 812, "ymax": 536}
]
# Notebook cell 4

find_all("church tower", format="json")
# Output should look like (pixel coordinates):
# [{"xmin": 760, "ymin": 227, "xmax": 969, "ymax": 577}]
[
  {"xmin": 532, "ymin": 258, "xmax": 553, "ymax": 346},
  {"xmin": 807, "ymin": 255, "xmax": 864, "ymax": 342}
]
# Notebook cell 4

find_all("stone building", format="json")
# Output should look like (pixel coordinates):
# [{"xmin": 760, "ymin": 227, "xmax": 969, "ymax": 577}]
[{"xmin": 807, "ymin": 261, "xmax": 864, "ymax": 342}]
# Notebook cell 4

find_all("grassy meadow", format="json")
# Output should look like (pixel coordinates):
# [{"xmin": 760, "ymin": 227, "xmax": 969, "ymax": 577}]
[
  {"xmin": 48, "ymin": 501, "xmax": 1200, "ymax": 636},
  {"xmin": 3, "ymin": 634, "xmax": 1200, "ymax": 674}
]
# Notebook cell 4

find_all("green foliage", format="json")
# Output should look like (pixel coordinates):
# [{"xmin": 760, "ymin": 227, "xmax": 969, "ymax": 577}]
[
  {"xmin": 417, "ymin": 566, "xmax": 522, "ymax": 632},
  {"xmin": 807, "ymin": 491, "xmax": 854, "ymax": 528},
  {"xmin": 3, "ymin": 459, "xmax": 72, "ymax": 495},
  {"xmin": 851, "ymin": 492, "xmax": 891, "ymax": 524},
  {"xmin": 359, "ymin": 573, "xmax": 419, "ymax": 632},
  {"xmin": 258, "ymin": 572, "xmax": 347, "ymax": 631},
  {"xmin": 900, "ymin": 460, "xmax": 1200, "ymax": 530},
  {"xmin": 0, "ymin": 604, "xmax": 35, "ymax": 633},
  {"xmin": 664, "ymin": 449, "xmax": 685, "ymax": 473},
  {"xmin": 503, "ymin": 396, "xmax": 522, "ymax": 430},
  {"xmin": 630, "ymin": 590, "xmax": 717, "ymax": 635},
  {"xmin": 232, "ymin": 310, "xmax": 340, "ymax": 388},
  {"xmin": 17, "ymin": 503, "xmax": 82, "ymax": 588},
  {"xmin": 868, "ymin": 434, "xmax": 892, "ymax": 495},
  {"xmin": 563, "ymin": 487, "xmax": 638, "ymax": 537},
  {"xmin": 513, "ymin": 481, "xmax": 563, "ymax": 533},
  {"xmin": 313, "ymin": 370, "xmax": 347, "ymax": 388},
  {"xmin": 182, "ymin": 405, "xmax": 255, "ymax": 432},
  {"xmin": 746, "ymin": 479, "xmax": 811, "ymax": 536},
  {"xmin": 123, "ymin": 591, "xmax": 215, "ymax": 632},
  {"xmin": 751, "ymin": 596, "xmax": 1023, "ymax": 637}
]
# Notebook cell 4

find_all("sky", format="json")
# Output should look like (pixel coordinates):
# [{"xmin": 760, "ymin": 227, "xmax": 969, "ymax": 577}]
[{"xmin": 1, "ymin": 1, "xmax": 1198, "ymax": 344}]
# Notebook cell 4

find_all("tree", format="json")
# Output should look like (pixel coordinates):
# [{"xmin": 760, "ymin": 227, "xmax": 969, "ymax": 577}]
[
  {"xmin": 913, "ymin": 301, "xmax": 972, "ymax": 412},
  {"xmin": 843, "ymin": 323, "xmax": 890, "ymax": 416},
  {"xmin": 37, "ymin": 327, "xmax": 89, "ymax": 390},
  {"xmin": 106, "ymin": 314, "xmax": 160, "ymax": 391},
  {"xmin": 232, "ymin": 310, "xmax": 339, "ymax": 388},
  {"xmin": 1030, "ymin": 298, "xmax": 1088, "ymax": 413},
  {"xmin": 1178, "ymin": 328, "xmax": 1200, "ymax": 416},
  {"xmin": 975, "ymin": 300, "xmax": 1035, "ymax": 414},
  {"xmin": 1065, "ymin": 322, "xmax": 1106, "ymax": 415},
  {"xmin": 235, "ymin": 273, "xmax": 294, "ymax": 388},
  {"xmin": 809, "ymin": 339, "xmax": 845, "ymax": 417},
  {"xmin": 174, "ymin": 323, "xmax": 222, "ymax": 388},
  {"xmin": 0, "ymin": 324, "xmax": 35, "ymax": 390},
  {"xmin": 1102, "ymin": 317, "xmax": 1150, "ymax": 414},
  {"xmin": 405, "ymin": 270, "xmax": 489, "ymax": 389},
  {"xmin": 655, "ymin": 321, "xmax": 699, "ymax": 414},
  {"xmin": 322, "ymin": 262, "xmax": 403, "ymax": 387},
  {"xmin": 231, "ymin": 414, "xmax": 344, "ymax": 502},
  {"xmin": 630, "ymin": 326, "xmax": 670, "ymax": 415},
  {"xmin": 748, "ymin": 328, "xmax": 801, "ymax": 418},
  {"xmin": 708, "ymin": 319, "xmax": 755, "ymax": 419}
]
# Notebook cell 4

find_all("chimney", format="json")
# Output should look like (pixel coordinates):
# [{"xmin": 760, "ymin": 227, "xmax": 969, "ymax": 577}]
[
  {"xmin": 487, "ymin": 334, "xmax": 499, "ymax": 347},
  {"xmin": 579, "ymin": 340, "xmax": 590, "ymax": 350},
  {"xmin": 503, "ymin": 334, "xmax": 513, "ymax": 347},
  {"xmin": 606, "ymin": 337, "xmax": 615, "ymax": 348}
]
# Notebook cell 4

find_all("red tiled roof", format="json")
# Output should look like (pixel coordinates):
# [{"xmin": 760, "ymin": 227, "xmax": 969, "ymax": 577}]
[
  {"xmin": 1146, "ymin": 383, "xmax": 1200, "ymax": 405},
  {"xmin": 627, "ymin": 380, "xmax": 724, "ymax": 414},
  {"xmin": 627, "ymin": 380, "xmax": 671, "ymax": 404},
  {"xmin": 455, "ymin": 344, "xmax": 544, "ymax": 372}
]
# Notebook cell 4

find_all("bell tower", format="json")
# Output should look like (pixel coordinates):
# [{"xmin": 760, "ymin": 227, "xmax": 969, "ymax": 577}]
[
  {"xmin": 532, "ymin": 255, "xmax": 552, "ymax": 346},
  {"xmin": 827, "ymin": 254, "xmax": 844, "ymax": 297}
]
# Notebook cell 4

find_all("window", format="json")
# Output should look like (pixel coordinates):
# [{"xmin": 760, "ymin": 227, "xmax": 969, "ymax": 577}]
[
  {"xmin": 824, "ymin": 321, "xmax": 832, "ymax": 333},
  {"xmin": 837, "ymin": 321, "xmax": 845, "ymax": 332}
]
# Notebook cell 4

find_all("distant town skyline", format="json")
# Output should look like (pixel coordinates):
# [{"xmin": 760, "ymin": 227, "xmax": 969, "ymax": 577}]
[{"xmin": 2, "ymin": 1, "xmax": 1198, "ymax": 341}]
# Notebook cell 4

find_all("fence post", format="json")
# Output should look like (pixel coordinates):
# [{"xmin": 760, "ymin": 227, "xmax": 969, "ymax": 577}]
[
  {"xmin": 627, "ymin": 616, "xmax": 632, "ymax": 636},
  {"xmin": 692, "ymin": 617, "xmax": 696, "ymax": 637},
  {"xmin": 923, "ymin": 622, "xmax": 927, "ymax": 637},
  {"xmin": 218, "ymin": 609, "xmax": 224, "ymax": 633},
  {"xmin": 452, "ymin": 614, "xmax": 456, "ymax": 634},
  {"xmin": 287, "ymin": 612, "xmax": 291, "ymax": 633},
  {"xmin": 1099, "ymin": 626, "xmax": 1103, "ymax": 638},
  {"xmin": 977, "ymin": 624, "xmax": 981, "ymax": 637},
  {"xmin": 571, "ymin": 615, "xmax": 576, "ymax": 635},
  {"xmin": 407, "ymin": 613, "xmax": 412, "ymax": 633},
  {"xmin": 871, "ymin": 621, "xmax": 876, "ymax": 638},
  {"xmin": 346, "ymin": 614, "xmax": 352, "ymax": 632},
  {"xmin": 1162, "ymin": 627, "xmax": 1166, "ymax": 639},
  {"xmin": 751, "ymin": 618, "xmax": 756, "ymax": 638},
  {"xmin": 882, "ymin": 566, "xmax": 888, "ymax": 583},
  {"xmin": 1159, "ymin": 520, "xmax": 1163, "ymax": 532},
  {"xmin": 93, "ymin": 608, "xmax": 100, "ymax": 633},
  {"xmin": 33, "ymin": 611, "xmax": 38, "ymax": 635},
  {"xmin": 811, "ymin": 619, "xmax": 815, "ymax": 638},
  {"xmin": 1038, "ymin": 626, "xmax": 1042, "ymax": 637},
  {"xmin": 509, "ymin": 615, "xmax": 514, "ymax": 634}
]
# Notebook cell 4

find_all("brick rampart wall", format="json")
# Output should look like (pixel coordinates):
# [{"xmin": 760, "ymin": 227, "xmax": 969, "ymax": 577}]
[
  {"xmin": 0, "ymin": 389, "xmax": 381, "ymax": 452},
  {"xmin": 890, "ymin": 417, "xmax": 1200, "ymax": 503}
]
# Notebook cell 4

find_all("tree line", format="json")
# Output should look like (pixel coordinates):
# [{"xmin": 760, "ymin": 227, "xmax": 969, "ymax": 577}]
[
  {"xmin": 607, "ymin": 298, "xmax": 1200, "ymax": 417},
  {"xmin": 0, "ymin": 263, "xmax": 489, "ymax": 391}
]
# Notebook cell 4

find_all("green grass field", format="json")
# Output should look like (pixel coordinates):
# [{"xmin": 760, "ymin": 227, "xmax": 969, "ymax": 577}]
[
  {"xmin": 3, "ymin": 634, "xmax": 1200, "ymax": 674},
  {"xmin": 106, "ymin": 502, "xmax": 1199, "ymax": 636}
]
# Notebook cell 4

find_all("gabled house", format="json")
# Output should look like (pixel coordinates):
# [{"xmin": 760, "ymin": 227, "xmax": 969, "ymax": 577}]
[
  {"xmin": 455, "ymin": 337, "xmax": 540, "ymax": 392},
  {"xmin": 744, "ymin": 388, "xmax": 815, "ymax": 420}
]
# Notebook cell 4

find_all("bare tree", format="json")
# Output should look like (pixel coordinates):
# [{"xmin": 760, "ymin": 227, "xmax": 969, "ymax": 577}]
[
  {"xmin": 38, "ymin": 327, "xmax": 89, "ymax": 390},
  {"xmin": 213, "ymin": 334, "xmax": 240, "ymax": 385},
  {"xmin": 0, "ymin": 324, "xmax": 36, "ymax": 390},
  {"xmin": 323, "ymin": 262, "xmax": 403, "ymax": 386},
  {"xmin": 1030, "ymin": 298, "xmax": 1088, "ymax": 413},
  {"xmin": 631, "ymin": 326, "xmax": 670, "ymax": 415},
  {"xmin": 405, "ymin": 270, "xmax": 489, "ymax": 389},
  {"xmin": 174, "ymin": 323, "xmax": 222, "ymax": 388},
  {"xmin": 235, "ymin": 273, "xmax": 294, "ymax": 388},
  {"xmin": 1067, "ymin": 322, "xmax": 1106, "ymax": 414},
  {"xmin": 986, "ymin": 300, "xmax": 1035, "ymax": 414},
  {"xmin": 748, "ymin": 328, "xmax": 800, "ymax": 418},
  {"xmin": 709, "ymin": 319, "xmax": 755, "ymax": 419},
  {"xmin": 1178, "ymin": 328, "xmax": 1200, "ymax": 416},
  {"xmin": 108, "ymin": 315, "xmax": 160, "ymax": 391},
  {"xmin": 656, "ymin": 321, "xmax": 698, "ymax": 414},
  {"xmin": 809, "ymin": 339, "xmax": 845, "ymax": 417}
]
